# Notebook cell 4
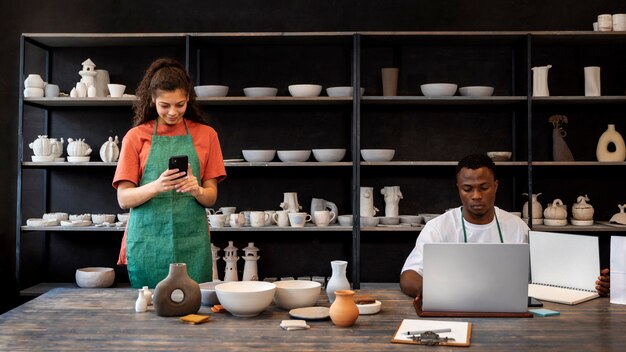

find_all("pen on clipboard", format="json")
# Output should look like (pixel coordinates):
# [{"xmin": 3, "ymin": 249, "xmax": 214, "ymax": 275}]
[{"xmin": 404, "ymin": 328, "xmax": 452, "ymax": 335}]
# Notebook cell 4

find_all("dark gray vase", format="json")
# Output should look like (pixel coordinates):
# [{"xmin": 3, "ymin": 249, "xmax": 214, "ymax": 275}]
[
  {"xmin": 552, "ymin": 128, "xmax": 575, "ymax": 161},
  {"xmin": 153, "ymin": 263, "xmax": 201, "ymax": 317}
]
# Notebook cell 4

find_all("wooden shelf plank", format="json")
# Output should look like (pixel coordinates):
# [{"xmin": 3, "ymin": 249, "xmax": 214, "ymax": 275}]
[
  {"xmin": 224, "ymin": 161, "xmax": 352, "ymax": 167},
  {"xmin": 531, "ymin": 161, "xmax": 626, "ymax": 166},
  {"xmin": 361, "ymin": 161, "xmax": 528, "ymax": 166},
  {"xmin": 361, "ymin": 96, "xmax": 526, "ymax": 105},
  {"xmin": 23, "ymin": 161, "xmax": 117, "ymax": 167},
  {"xmin": 532, "ymin": 223, "xmax": 626, "ymax": 232},
  {"xmin": 532, "ymin": 96, "xmax": 626, "ymax": 104},
  {"xmin": 197, "ymin": 96, "xmax": 352, "ymax": 105},
  {"xmin": 21, "ymin": 226, "xmax": 125, "ymax": 232},
  {"xmin": 24, "ymin": 97, "xmax": 135, "ymax": 107},
  {"xmin": 210, "ymin": 225, "xmax": 352, "ymax": 232}
]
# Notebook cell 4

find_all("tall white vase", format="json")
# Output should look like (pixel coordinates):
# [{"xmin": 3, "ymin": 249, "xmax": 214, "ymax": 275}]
[
  {"xmin": 596, "ymin": 124, "xmax": 626, "ymax": 161},
  {"xmin": 326, "ymin": 260, "xmax": 350, "ymax": 303},
  {"xmin": 381, "ymin": 186, "xmax": 403, "ymax": 217},
  {"xmin": 532, "ymin": 65, "xmax": 552, "ymax": 97},
  {"xmin": 360, "ymin": 187, "xmax": 379, "ymax": 217},
  {"xmin": 584, "ymin": 66, "xmax": 601, "ymax": 96}
]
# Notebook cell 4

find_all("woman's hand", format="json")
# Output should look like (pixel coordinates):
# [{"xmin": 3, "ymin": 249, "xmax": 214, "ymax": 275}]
[
  {"xmin": 173, "ymin": 163, "xmax": 202, "ymax": 197},
  {"xmin": 153, "ymin": 167, "xmax": 187, "ymax": 193}
]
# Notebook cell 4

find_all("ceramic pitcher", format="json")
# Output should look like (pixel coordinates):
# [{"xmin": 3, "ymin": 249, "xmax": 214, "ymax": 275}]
[
  {"xmin": 360, "ymin": 187, "xmax": 379, "ymax": 217},
  {"xmin": 310, "ymin": 198, "xmax": 339, "ymax": 224}
]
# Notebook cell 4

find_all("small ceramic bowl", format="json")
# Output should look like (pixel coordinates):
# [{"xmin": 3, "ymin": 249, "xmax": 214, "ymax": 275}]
[
  {"xmin": 312, "ymin": 149, "xmax": 346, "ymax": 162},
  {"xmin": 277, "ymin": 150, "xmax": 311, "ymax": 162},
  {"xmin": 107, "ymin": 84, "xmax": 126, "ymax": 98},
  {"xmin": 69, "ymin": 213, "xmax": 92, "ymax": 221},
  {"xmin": 356, "ymin": 300, "xmax": 382, "ymax": 315},
  {"xmin": 378, "ymin": 217, "xmax": 400, "ymax": 225},
  {"xmin": 399, "ymin": 215, "xmax": 423, "ymax": 225},
  {"xmin": 199, "ymin": 281, "xmax": 221, "ymax": 306},
  {"xmin": 360, "ymin": 216, "xmax": 380, "ymax": 227},
  {"xmin": 75, "ymin": 267, "xmax": 115, "ymax": 288},
  {"xmin": 243, "ymin": 87, "xmax": 278, "ymax": 97},
  {"xmin": 273, "ymin": 280, "xmax": 321, "ymax": 310},
  {"xmin": 26, "ymin": 218, "xmax": 58, "ymax": 227},
  {"xmin": 242, "ymin": 149, "xmax": 276, "ymax": 162},
  {"xmin": 487, "ymin": 151, "xmax": 512, "ymax": 161},
  {"xmin": 194, "ymin": 85, "xmax": 229, "ymax": 97},
  {"xmin": 361, "ymin": 149, "xmax": 395, "ymax": 162},
  {"xmin": 459, "ymin": 86, "xmax": 494, "ymax": 97},
  {"xmin": 338, "ymin": 214, "xmax": 353, "ymax": 226},
  {"xmin": 420, "ymin": 83, "xmax": 458, "ymax": 97},
  {"xmin": 92, "ymin": 214, "xmax": 116, "ymax": 224},
  {"xmin": 326, "ymin": 86, "xmax": 365, "ymax": 97},
  {"xmin": 288, "ymin": 84, "xmax": 322, "ymax": 97},
  {"xmin": 43, "ymin": 212, "xmax": 69, "ymax": 221},
  {"xmin": 421, "ymin": 213, "xmax": 441, "ymax": 223},
  {"xmin": 117, "ymin": 213, "xmax": 130, "ymax": 223}
]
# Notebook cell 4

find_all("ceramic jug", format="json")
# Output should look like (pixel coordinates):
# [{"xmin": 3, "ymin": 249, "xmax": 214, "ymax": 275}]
[
  {"xmin": 67, "ymin": 138, "xmax": 92, "ymax": 156},
  {"xmin": 29, "ymin": 135, "xmax": 52, "ymax": 156},
  {"xmin": 360, "ymin": 187, "xmax": 379, "ymax": 217},
  {"xmin": 99, "ymin": 136, "xmax": 119, "ymax": 162},
  {"xmin": 326, "ymin": 260, "xmax": 350, "ymax": 303},
  {"xmin": 153, "ymin": 263, "xmax": 201, "ymax": 317},
  {"xmin": 544, "ymin": 199, "xmax": 567, "ymax": 220},
  {"xmin": 532, "ymin": 65, "xmax": 552, "ymax": 97},
  {"xmin": 596, "ymin": 124, "xmax": 626, "ymax": 162},
  {"xmin": 381, "ymin": 186, "xmax": 403, "ymax": 217},
  {"xmin": 329, "ymin": 289, "xmax": 359, "ymax": 327},
  {"xmin": 49, "ymin": 138, "xmax": 64, "ymax": 159},
  {"xmin": 280, "ymin": 192, "xmax": 302, "ymax": 213},
  {"xmin": 522, "ymin": 193, "xmax": 543, "ymax": 219},
  {"xmin": 572, "ymin": 195, "xmax": 594, "ymax": 221},
  {"xmin": 310, "ymin": 198, "xmax": 339, "ymax": 224},
  {"xmin": 242, "ymin": 242, "xmax": 260, "ymax": 281}
]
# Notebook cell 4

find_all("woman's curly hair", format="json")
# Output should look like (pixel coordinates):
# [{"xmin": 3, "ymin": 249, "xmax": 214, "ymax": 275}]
[{"xmin": 132, "ymin": 58, "xmax": 208, "ymax": 126}]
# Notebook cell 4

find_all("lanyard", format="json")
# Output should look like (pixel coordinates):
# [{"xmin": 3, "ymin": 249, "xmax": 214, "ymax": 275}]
[{"xmin": 461, "ymin": 207, "xmax": 503, "ymax": 243}]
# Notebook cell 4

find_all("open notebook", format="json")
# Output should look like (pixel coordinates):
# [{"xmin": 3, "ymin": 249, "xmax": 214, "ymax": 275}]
[{"xmin": 529, "ymin": 231, "xmax": 599, "ymax": 305}]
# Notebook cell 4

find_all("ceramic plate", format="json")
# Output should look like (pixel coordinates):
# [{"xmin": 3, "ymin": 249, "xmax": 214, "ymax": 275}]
[
  {"xmin": 223, "ymin": 159, "xmax": 245, "ymax": 162},
  {"xmin": 289, "ymin": 306, "xmax": 330, "ymax": 320}
]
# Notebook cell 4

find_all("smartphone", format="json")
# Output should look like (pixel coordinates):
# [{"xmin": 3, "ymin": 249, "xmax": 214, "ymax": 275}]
[
  {"xmin": 528, "ymin": 296, "xmax": 543, "ymax": 307},
  {"xmin": 168, "ymin": 155, "xmax": 188, "ymax": 179}
]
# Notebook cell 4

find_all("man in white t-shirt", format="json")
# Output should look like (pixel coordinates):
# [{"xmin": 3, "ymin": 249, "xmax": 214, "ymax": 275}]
[{"xmin": 399, "ymin": 154, "xmax": 612, "ymax": 297}]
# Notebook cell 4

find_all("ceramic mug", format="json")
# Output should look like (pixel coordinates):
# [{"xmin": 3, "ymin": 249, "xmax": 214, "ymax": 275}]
[
  {"xmin": 598, "ymin": 14, "xmax": 613, "ymax": 31},
  {"xmin": 273, "ymin": 210, "xmax": 290, "ymax": 227},
  {"xmin": 264, "ymin": 210, "xmax": 277, "ymax": 226},
  {"xmin": 250, "ymin": 211, "xmax": 270, "ymax": 228},
  {"xmin": 217, "ymin": 206, "xmax": 236, "ymax": 216},
  {"xmin": 613, "ymin": 14, "xmax": 626, "ymax": 31},
  {"xmin": 288, "ymin": 212, "xmax": 312, "ymax": 228},
  {"xmin": 44, "ymin": 84, "xmax": 60, "ymax": 98},
  {"xmin": 229, "ymin": 213, "xmax": 244, "ymax": 227},
  {"xmin": 208, "ymin": 214, "xmax": 227, "ymax": 228},
  {"xmin": 242, "ymin": 211, "xmax": 252, "ymax": 227},
  {"xmin": 314, "ymin": 210, "xmax": 336, "ymax": 227},
  {"xmin": 206, "ymin": 208, "xmax": 217, "ymax": 215}
]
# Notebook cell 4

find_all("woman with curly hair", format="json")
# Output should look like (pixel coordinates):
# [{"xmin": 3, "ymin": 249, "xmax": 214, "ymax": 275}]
[{"xmin": 112, "ymin": 58, "xmax": 226, "ymax": 288}]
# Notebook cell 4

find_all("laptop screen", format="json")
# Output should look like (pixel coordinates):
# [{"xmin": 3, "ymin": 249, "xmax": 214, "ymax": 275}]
[{"xmin": 422, "ymin": 243, "xmax": 529, "ymax": 313}]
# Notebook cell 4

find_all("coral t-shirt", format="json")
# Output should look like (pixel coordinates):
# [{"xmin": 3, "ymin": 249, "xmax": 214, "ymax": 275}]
[{"xmin": 113, "ymin": 119, "xmax": 227, "ymax": 265}]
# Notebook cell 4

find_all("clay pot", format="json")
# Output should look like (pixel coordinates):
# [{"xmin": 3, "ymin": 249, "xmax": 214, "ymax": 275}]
[
  {"xmin": 572, "ymin": 195, "xmax": 594, "ymax": 221},
  {"xmin": 522, "ymin": 193, "xmax": 543, "ymax": 219},
  {"xmin": 153, "ymin": 263, "xmax": 201, "ymax": 317},
  {"xmin": 329, "ymin": 289, "xmax": 359, "ymax": 327},
  {"xmin": 544, "ymin": 199, "xmax": 567, "ymax": 220}
]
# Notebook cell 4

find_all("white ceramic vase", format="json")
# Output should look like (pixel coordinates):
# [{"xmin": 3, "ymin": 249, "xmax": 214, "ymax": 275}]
[
  {"xmin": 596, "ymin": 124, "xmax": 626, "ymax": 162},
  {"xmin": 381, "ymin": 186, "xmax": 403, "ymax": 217},
  {"xmin": 95, "ymin": 69, "xmax": 110, "ymax": 97},
  {"xmin": 360, "ymin": 187, "xmax": 379, "ymax": 217},
  {"xmin": 24, "ymin": 74, "xmax": 45, "ymax": 88},
  {"xmin": 135, "ymin": 288, "xmax": 148, "ymax": 313},
  {"xmin": 326, "ymin": 260, "xmax": 350, "ymax": 303},
  {"xmin": 584, "ymin": 66, "xmax": 601, "ymax": 96},
  {"xmin": 532, "ymin": 65, "xmax": 552, "ymax": 97},
  {"xmin": 99, "ymin": 136, "xmax": 119, "ymax": 162}
]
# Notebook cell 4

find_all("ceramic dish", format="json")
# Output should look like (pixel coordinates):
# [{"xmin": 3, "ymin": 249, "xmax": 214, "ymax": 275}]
[
  {"xmin": 277, "ymin": 150, "xmax": 311, "ymax": 162},
  {"xmin": 420, "ymin": 83, "xmax": 457, "ymax": 97},
  {"xmin": 26, "ymin": 218, "xmax": 59, "ymax": 227},
  {"xmin": 60, "ymin": 220, "xmax": 92, "ymax": 227},
  {"xmin": 243, "ymin": 87, "xmax": 278, "ymax": 97},
  {"xmin": 356, "ymin": 300, "xmax": 382, "ymax": 315},
  {"xmin": 288, "ymin": 84, "xmax": 322, "ymax": 97},
  {"xmin": 242, "ymin": 150, "xmax": 276, "ymax": 162},
  {"xmin": 288, "ymin": 306, "xmax": 330, "ymax": 320},
  {"xmin": 194, "ymin": 85, "xmax": 229, "ymax": 97},
  {"xmin": 543, "ymin": 219, "xmax": 568, "ymax": 226},
  {"xmin": 67, "ymin": 156, "xmax": 90, "ymax": 162},
  {"xmin": 571, "ymin": 219, "xmax": 594, "ymax": 226},
  {"xmin": 31, "ymin": 155, "xmax": 54, "ymax": 162},
  {"xmin": 459, "ymin": 86, "xmax": 494, "ymax": 97},
  {"xmin": 312, "ymin": 149, "xmax": 346, "ymax": 162},
  {"xmin": 360, "ymin": 149, "xmax": 395, "ymax": 162}
]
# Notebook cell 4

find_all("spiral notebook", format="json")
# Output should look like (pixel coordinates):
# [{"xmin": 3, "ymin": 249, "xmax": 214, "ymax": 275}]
[{"xmin": 528, "ymin": 231, "xmax": 599, "ymax": 305}]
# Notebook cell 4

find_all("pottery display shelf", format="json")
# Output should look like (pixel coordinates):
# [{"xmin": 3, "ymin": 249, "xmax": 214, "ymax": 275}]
[
  {"xmin": 22, "ymin": 161, "xmax": 117, "ymax": 167},
  {"xmin": 23, "ymin": 96, "xmax": 136, "ymax": 107},
  {"xmin": 361, "ymin": 95, "xmax": 527, "ymax": 105},
  {"xmin": 209, "ymin": 224, "xmax": 352, "ymax": 232},
  {"xmin": 224, "ymin": 160, "xmax": 352, "ymax": 167},
  {"xmin": 21, "ymin": 225, "xmax": 125, "ymax": 232},
  {"xmin": 532, "ymin": 222, "xmax": 626, "ymax": 232},
  {"xmin": 360, "ymin": 160, "xmax": 529, "ymax": 166}
]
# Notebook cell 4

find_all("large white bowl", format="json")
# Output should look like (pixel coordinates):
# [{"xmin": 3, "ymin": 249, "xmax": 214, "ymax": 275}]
[
  {"xmin": 243, "ymin": 87, "xmax": 278, "ymax": 97},
  {"xmin": 75, "ymin": 267, "xmax": 115, "ymax": 288},
  {"xmin": 242, "ymin": 149, "xmax": 276, "ymax": 162},
  {"xmin": 273, "ymin": 280, "xmax": 321, "ymax": 310},
  {"xmin": 277, "ymin": 150, "xmax": 311, "ymax": 162},
  {"xmin": 288, "ymin": 84, "xmax": 322, "ymax": 97},
  {"xmin": 459, "ymin": 86, "xmax": 494, "ymax": 97},
  {"xmin": 312, "ymin": 149, "xmax": 346, "ymax": 162},
  {"xmin": 199, "ymin": 281, "xmax": 221, "ymax": 306},
  {"xmin": 194, "ymin": 85, "xmax": 229, "ymax": 97},
  {"xmin": 361, "ymin": 149, "xmax": 395, "ymax": 162},
  {"xmin": 487, "ymin": 151, "xmax": 512, "ymax": 161},
  {"xmin": 326, "ymin": 86, "xmax": 365, "ymax": 97},
  {"xmin": 215, "ymin": 281, "xmax": 277, "ymax": 317},
  {"xmin": 420, "ymin": 83, "xmax": 458, "ymax": 97}
]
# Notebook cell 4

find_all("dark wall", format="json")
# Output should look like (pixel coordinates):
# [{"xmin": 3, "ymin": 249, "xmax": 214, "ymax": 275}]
[{"xmin": 2, "ymin": 1, "xmax": 625, "ymax": 313}]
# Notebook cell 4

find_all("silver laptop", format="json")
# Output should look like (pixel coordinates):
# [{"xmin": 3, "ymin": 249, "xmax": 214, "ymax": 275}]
[{"xmin": 422, "ymin": 243, "xmax": 529, "ymax": 313}]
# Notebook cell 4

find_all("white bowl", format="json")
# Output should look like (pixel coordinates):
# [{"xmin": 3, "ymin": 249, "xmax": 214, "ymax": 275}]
[
  {"xmin": 338, "ymin": 214, "xmax": 353, "ymax": 226},
  {"xmin": 273, "ymin": 280, "xmax": 321, "ymax": 310},
  {"xmin": 242, "ymin": 149, "xmax": 276, "ymax": 162},
  {"xmin": 69, "ymin": 213, "xmax": 92, "ymax": 221},
  {"xmin": 243, "ymin": 87, "xmax": 278, "ymax": 97},
  {"xmin": 92, "ymin": 214, "xmax": 116, "ymax": 224},
  {"xmin": 399, "ymin": 215, "xmax": 423, "ymax": 225},
  {"xmin": 107, "ymin": 84, "xmax": 126, "ymax": 98},
  {"xmin": 75, "ymin": 267, "xmax": 115, "ymax": 288},
  {"xmin": 117, "ymin": 213, "xmax": 130, "ymax": 223},
  {"xmin": 378, "ymin": 216, "xmax": 400, "ymax": 225},
  {"xmin": 215, "ymin": 281, "xmax": 276, "ymax": 317},
  {"xmin": 277, "ymin": 150, "xmax": 311, "ymax": 162},
  {"xmin": 43, "ymin": 212, "xmax": 69, "ymax": 221},
  {"xmin": 312, "ymin": 149, "xmax": 346, "ymax": 162},
  {"xmin": 199, "ymin": 281, "xmax": 221, "ymax": 306},
  {"xmin": 326, "ymin": 86, "xmax": 365, "ymax": 97},
  {"xmin": 194, "ymin": 85, "xmax": 229, "ymax": 97},
  {"xmin": 420, "ymin": 83, "xmax": 458, "ymax": 97},
  {"xmin": 26, "ymin": 218, "xmax": 58, "ymax": 227},
  {"xmin": 67, "ymin": 156, "xmax": 90, "ymax": 162},
  {"xmin": 288, "ymin": 84, "xmax": 322, "ymax": 97},
  {"xmin": 487, "ymin": 151, "xmax": 512, "ymax": 161},
  {"xmin": 357, "ymin": 300, "xmax": 382, "ymax": 315},
  {"xmin": 361, "ymin": 149, "xmax": 395, "ymax": 162},
  {"xmin": 459, "ymin": 86, "xmax": 494, "ymax": 97},
  {"xmin": 360, "ymin": 216, "xmax": 380, "ymax": 227}
]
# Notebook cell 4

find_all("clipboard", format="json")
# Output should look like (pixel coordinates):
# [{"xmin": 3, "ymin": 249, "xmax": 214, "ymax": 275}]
[
  {"xmin": 391, "ymin": 318, "xmax": 472, "ymax": 347},
  {"xmin": 414, "ymin": 296, "xmax": 533, "ymax": 318}
]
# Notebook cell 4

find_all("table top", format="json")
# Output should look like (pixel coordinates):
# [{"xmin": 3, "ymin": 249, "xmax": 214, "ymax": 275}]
[{"xmin": 1, "ymin": 283, "xmax": 625, "ymax": 351}]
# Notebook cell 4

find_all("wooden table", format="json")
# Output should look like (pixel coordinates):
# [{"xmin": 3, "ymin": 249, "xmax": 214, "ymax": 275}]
[{"xmin": 1, "ymin": 283, "xmax": 625, "ymax": 351}]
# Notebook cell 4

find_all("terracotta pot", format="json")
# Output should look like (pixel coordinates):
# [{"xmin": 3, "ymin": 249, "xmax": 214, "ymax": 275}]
[{"xmin": 329, "ymin": 289, "xmax": 359, "ymax": 327}]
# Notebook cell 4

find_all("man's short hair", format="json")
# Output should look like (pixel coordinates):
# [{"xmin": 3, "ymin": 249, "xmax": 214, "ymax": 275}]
[{"xmin": 456, "ymin": 154, "xmax": 497, "ymax": 179}]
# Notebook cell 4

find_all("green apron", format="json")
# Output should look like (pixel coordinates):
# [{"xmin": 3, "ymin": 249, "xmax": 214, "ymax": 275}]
[{"xmin": 127, "ymin": 119, "xmax": 211, "ymax": 288}]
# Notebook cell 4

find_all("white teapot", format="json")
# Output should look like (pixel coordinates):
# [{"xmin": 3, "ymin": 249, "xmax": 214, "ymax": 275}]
[
  {"xmin": 99, "ymin": 136, "xmax": 119, "ymax": 162},
  {"xmin": 29, "ymin": 135, "xmax": 52, "ymax": 156},
  {"xmin": 66, "ymin": 138, "xmax": 92, "ymax": 156}
]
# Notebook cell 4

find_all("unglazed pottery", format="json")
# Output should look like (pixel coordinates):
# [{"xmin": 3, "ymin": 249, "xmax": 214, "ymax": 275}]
[
  {"xmin": 360, "ymin": 187, "xmax": 379, "ymax": 217},
  {"xmin": 153, "ymin": 263, "xmax": 201, "ymax": 317},
  {"xmin": 135, "ymin": 288, "xmax": 148, "ymax": 313},
  {"xmin": 242, "ymin": 242, "xmax": 260, "ymax": 281},
  {"xmin": 329, "ymin": 290, "xmax": 359, "ymax": 327},
  {"xmin": 288, "ymin": 212, "xmax": 311, "ymax": 227},
  {"xmin": 544, "ymin": 199, "xmax": 567, "ymax": 220},
  {"xmin": 49, "ymin": 138, "xmax": 64, "ymax": 159},
  {"xmin": 381, "ymin": 186, "xmax": 403, "ymax": 217},
  {"xmin": 584, "ymin": 66, "xmax": 601, "ymax": 96},
  {"xmin": 522, "ymin": 193, "xmax": 543, "ymax": 219},
  {"xmin": 596, "ymin": 124, "xmax": 626, "ymax": 162},
  {"xmin": 280, "ymin": 192, "xmax": 302, "ymax": 213},
  {"xmin": 24, "ymin": 74, "xmax": 45, "ymax": 88},
  {"xmin": 273, "ymin": 280, "xmax": 321, "ymax": 310},
  {"xmin": 99, "ymin": 136, "xmax": 119, "ymax": 162},
  {"xmin": 610, "ymin": 204, "xmax": 626, "ymax": 225},
  {"xmin": 572, "ymin": 195, "xmax": 594, "ymax": 221},
  {"xmin": 211, "ymin": 243, "xmax": 221, "ymax": 281},
  {"xmin": 310, "ymin": 198, "xmax": 339, "ymax": 224},
  {"xmin": 313, "ymin": 210, "xmax": 336, "ymax": 227},
  {"xmin": 223, "ymin": 241, "xmax": 239, "ymax": 282},
  {"xmin": 381, "ymin": 68, "xmax": 399, "ymax": 96},
  {"xmin": 29, "ymin": 135, "xmax": 52, "ymax": 156},
  {"xmin": 75, "ymin": 267, "xmax": 115, "ymax": 288},
  {"xmin": 532, "ymin": 65, "xmax": 552, "ymax": 97},
  {"xmin": 326, "ymin": 260, "xmax": 350, "ymax": 303},
  {"xmin": 66, "ymin": 138, "xmax": 92, "ymax": 156}
]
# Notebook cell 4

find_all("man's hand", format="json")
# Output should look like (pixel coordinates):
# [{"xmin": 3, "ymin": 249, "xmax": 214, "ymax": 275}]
[{"xmin": 596, "ymin": 268, "xmax": 610, "ymax": 296}]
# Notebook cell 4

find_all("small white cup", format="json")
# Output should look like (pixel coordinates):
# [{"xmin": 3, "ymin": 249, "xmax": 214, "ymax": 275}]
[
  {"xmin": 44, "ymin": 84, "xmax": 60, "ymax": 98},
  {"xmin": 108, "ymin": 84, "xmax": 126, "ymax": 97},
  {"xmin": 593, "ymin": 22, "xmax": 599, "ymax": 31},
  {"xmin": 208, "ymin": 214, "xmax": 227, "ymax": 228},
  {"xmin": 314, "ymin": 210, "xmax": 336, "ymax": 227},
  {"xmin": 288, "ymin": 212, "xmax": 312, "ymax": 228},
  {"xmin": 273, "ymin": 210, "xmax": 290, "ymax": 227},
  {"xmin": 229, "ymin": 213, "xmax": 244, "ymax": 227},
  {"xmin": 242, "ymin": 211, "xmax": 252, "ymax": 227},
  {"xmin": 264, "ymin": 210, "xmax": 277, "ymax": 226},
  {"xmin": 598, "ymin": 14, "xmax": 613, "ymax": 31},
  {"xmin": 250, "ymin": 211, "xmax": 269, "ymax": 228}
]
